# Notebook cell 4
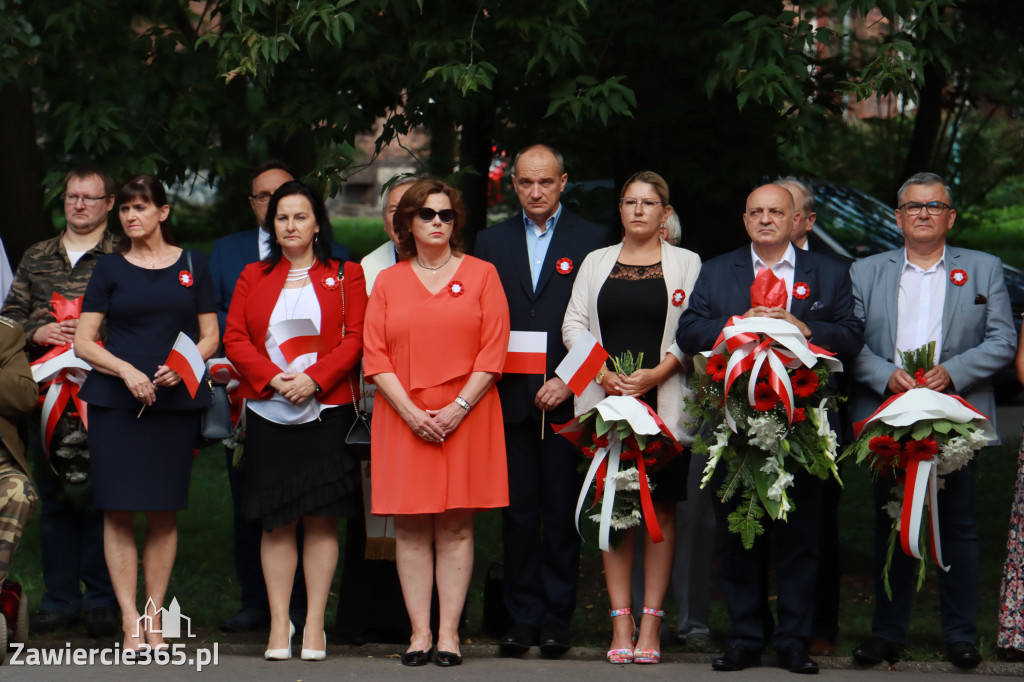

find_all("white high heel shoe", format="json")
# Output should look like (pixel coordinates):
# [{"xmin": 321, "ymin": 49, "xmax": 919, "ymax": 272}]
[
  {"xmin": 264, "ymin": 621, "xmax": 295, "ymax": 661},
  {"xmin": 300, "ymin": 627, "xmax": 327, "ymax": 661}
]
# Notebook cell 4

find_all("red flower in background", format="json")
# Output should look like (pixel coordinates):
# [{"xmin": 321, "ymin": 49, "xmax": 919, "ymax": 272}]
[
  {"xmin": 904, "ymin": 437, "xmax": 938, "ymax": 462},
  {"xmin": 592, "ymin": 434, "xmax": 609, "ymax": 449},
  {"xmin": 791, "ymin": 368, "xmax": 819, "ymax": 397},
  {"xmin": 869, "ymin": 435, "xmax": 901, "ymax": 459},
  {"xmin": 793, "ymin": 408, "xmax": 806, "ymax": 423},
  {"xmin": 644, "ymin": 440, "xmax": 663, "ymax": 454},
  {"xmin": 706, "ymin": 353, "xmax": 728, "ymax": 382},
  {"xmin": 753, "ymin": 382, "xmax": 779, "ymax": 411}
]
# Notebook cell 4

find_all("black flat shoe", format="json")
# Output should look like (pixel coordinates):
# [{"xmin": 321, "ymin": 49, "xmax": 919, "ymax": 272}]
[
  {"xmin": 947, "ymin": 641, "xmax": 981, "ymax": 668},
  {"xmin": 401, "ymin": 646, "xmax": 434, "ymax": 666},
  {"xmin": 500, "ymin": 623, "xmax": 537, "ymax": 656},
  {"xmin": 852, "ymin": 636, "xmax": 901, "ymax": 666},
  {"xmin": 712, "ymin": 645, "xmax": 762, "ymax": 671},
  {"xmin": 435, "ymin": 650, "xmax": 463, "ymax": 667},
  {"xmin": 777, "ymin": 643, "xmax": 819, "ymax": 674}
]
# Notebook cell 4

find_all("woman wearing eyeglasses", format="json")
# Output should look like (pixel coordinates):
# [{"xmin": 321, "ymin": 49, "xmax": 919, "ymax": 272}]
[
  {"xmin": 562, "ymin": 171, "xmax": 701, "ymax": 664},
  {"xmin": 363, "ymin": 177, "xmax": 510, "ymax": 667}
]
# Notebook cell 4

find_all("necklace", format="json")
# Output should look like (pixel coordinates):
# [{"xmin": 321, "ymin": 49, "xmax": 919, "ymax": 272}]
[
  {"xmin": 286, "ymin": 265, "xmax": 312, "ymax": 282},
  {"xmin": 415, "ymin": 250, "xmax": 452, "ymax": 271}
]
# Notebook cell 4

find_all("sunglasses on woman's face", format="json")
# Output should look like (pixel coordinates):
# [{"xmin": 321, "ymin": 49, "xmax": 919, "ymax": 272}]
[{"xmin": 417, "ymin": 207, "xmax": 456, "ymax": 223}]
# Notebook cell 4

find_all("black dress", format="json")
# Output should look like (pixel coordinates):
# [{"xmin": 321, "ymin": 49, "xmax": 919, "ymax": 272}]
[
  {"xmin": 597, "ymin": 262, "xmax": 687, "ymax": 502},
  {"xmin": 80, "ymin": 251, "xmax": 215, "ymax": 511}
]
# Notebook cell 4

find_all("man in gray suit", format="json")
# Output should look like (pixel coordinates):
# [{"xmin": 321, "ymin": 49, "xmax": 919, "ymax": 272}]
[{"xmin": 849, "ymin": 172, "xmax": 1016, "ymax": 669}]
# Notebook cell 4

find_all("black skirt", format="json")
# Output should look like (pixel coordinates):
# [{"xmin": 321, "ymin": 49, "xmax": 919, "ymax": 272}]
[{"xmin": 241, "ymin": 406, "xmax": 360, "ymax": 531}]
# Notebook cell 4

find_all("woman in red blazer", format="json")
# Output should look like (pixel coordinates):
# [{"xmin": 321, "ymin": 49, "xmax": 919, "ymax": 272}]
[{"xmin": 224, "ymin": 181, "xmax": 366, "ymax": 662}]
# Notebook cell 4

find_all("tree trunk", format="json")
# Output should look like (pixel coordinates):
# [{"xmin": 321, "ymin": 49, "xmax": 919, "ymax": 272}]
[
  {"xmin": 898, "ymin": 61, "xmax": 947, "ymax": 198},
  {"xmin": 457, "ymin": 104, "xmax": 494, "ymax": 255},
  {"xmin": 0, "ymin": 84, "xmax": 51, "ymax": 269}
]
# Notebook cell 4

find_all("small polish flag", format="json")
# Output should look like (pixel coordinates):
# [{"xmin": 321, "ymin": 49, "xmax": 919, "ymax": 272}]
[
  {"xmin": 164, "ymin": 332, "xmax": 206, "ymax": 399},
  {"xmin": 268, "ymin": 318, "xmax": 320, "ymax": 366},
  {"xmin": 555, "ymin": 329, "xmax": 609, "ymax": 397},
  {"xmin": 206, "ymin": 358, "xmax": 242, "ymax": 391},
  {"xmin": 504, "ymin": 331, "xmax": 547, "ymax": 374}
]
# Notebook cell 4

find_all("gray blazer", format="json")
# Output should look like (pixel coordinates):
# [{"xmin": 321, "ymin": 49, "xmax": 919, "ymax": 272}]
[{"xmin": 849, "ymin": 246, "xmax": 1016, "ymax": 435}]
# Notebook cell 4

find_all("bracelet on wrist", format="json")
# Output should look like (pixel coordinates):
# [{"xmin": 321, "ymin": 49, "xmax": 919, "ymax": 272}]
[{"xmin": 454, "ymin": 396, "xmax": 472, "ymax": 412}]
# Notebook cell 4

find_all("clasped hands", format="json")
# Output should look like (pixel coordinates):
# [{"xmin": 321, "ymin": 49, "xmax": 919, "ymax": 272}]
[
  {"xmin": 269, "ymin": 371, "xmax": 318, "ymax": 405},
  {"xmin": 743, "ymin": 305, "xmax": 812, "ymax": 338},
  {"xmin": 122, "ymin": 363, "xmax": 182, "ymax": 406},
  {"xmin": 407, "ymin": 402, "xmax": 468, "ymax": 443},
  {"xmin": 888, "ymin": 365, "xmax": 951, "ymax": 394},
  {"xmin": 599, "ymin": 368, "xmax": 659, "ymax": 398}
]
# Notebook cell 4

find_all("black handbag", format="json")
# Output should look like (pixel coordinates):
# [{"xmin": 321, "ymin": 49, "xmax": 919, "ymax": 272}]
[
  {"xmin": 337, "ymin": 263, "xmax": 372, "ymax": 460},
  {"xmin": 201, "ymin": 378, "xmax": 232, "ymax": 441}
]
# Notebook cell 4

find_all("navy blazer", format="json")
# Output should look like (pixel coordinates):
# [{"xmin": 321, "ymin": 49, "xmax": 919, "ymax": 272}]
[
  {"xmin": 209, "ymin": 227, "xmax": 350, "ymax": 335},
  {"xmin": 676, "ymin": 245, "xmax": 864, "ymax": 364},
  {"xmin": 474, "ymin": 209, "xmax": 617, "ymax": 424}
]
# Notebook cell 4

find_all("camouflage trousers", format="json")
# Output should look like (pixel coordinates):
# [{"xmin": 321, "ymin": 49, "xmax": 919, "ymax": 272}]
[{"xmin": 0, "ymin": 449, "xmax": 37, "ymax": 586}]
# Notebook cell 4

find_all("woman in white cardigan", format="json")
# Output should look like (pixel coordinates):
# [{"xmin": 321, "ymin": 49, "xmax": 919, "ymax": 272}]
[{"xmin": 562, "ymin": 171, "xmax": 701, "ymax": 665}]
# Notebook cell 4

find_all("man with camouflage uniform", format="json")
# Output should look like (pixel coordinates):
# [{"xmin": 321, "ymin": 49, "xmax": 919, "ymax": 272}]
[
  {"xmin": 0, "ymin": 316, "xmax": 41, "ymax": 649},
  {"xmin": 1, "ymin": 166, "xmax": 119, "ymax": 636}
]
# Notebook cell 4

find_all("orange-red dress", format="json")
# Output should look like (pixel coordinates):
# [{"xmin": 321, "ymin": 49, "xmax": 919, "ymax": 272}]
[{"xmin": 365, "ymin": 256, "xmax": 510, "ymax": 514}]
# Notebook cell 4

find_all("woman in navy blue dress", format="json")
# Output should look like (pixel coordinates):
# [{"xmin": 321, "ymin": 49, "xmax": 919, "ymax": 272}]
[{"xmin": 75, "ymin": 175, "xmax": 218, "ymax": 655}]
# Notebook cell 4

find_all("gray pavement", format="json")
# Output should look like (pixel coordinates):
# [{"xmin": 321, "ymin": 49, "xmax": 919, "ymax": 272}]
[{"xmin": 4, "ymin": 642, "xmax": 1024, "ymax": 679}]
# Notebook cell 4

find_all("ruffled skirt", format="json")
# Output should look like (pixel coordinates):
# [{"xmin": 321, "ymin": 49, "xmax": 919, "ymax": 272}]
[{"xmin": 242, "ymin": 406, "xmax": 360, "ymax": 531}]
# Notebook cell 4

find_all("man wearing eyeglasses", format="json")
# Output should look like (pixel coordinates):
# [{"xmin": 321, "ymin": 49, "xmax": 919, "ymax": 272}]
[
  {"xmin": 1, "ymin": 166, "xmax": 119, "ymax": 637},
  {"xmin": 849, "ymin": 172, "xmax": 1016, "ymax": 669},
  {"xmin": 209, "ymin": 160, "xmax": 349, "ymax": 634}
]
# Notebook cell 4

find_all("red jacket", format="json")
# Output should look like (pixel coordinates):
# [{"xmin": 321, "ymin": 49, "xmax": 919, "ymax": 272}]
[{"xmin": 224, "ymin": 258, "xmax": 367, "ymax": 404}]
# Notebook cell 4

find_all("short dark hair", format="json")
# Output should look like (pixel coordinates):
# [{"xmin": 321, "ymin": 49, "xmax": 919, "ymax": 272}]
[
  {"xmin": 897, "ymin": 172, "xmax": 954, "ymax": 206},
  {"xmin": 250, "ymin": 160, "xmax": 294, "ymax": 191},
  {"xmin": 115, "ymin": 175, "xmax": 175, "ymax": 253},
  {"xmin": 393, "ymin": 178, "xmax": 466, "ymax": 260},
  {"xmin": 63, "ymin": 165, "xmax": 116, "ymax": 197},
  {"xmin": 261, "ymin": 181, "xmax": 336, "ymax": 271},
  {"xmin": 775, "ymin": 176, "xmax": 815, "ymax": 215}
]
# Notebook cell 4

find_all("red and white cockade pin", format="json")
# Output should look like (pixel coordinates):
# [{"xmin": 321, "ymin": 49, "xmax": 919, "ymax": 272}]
[
  {"xmin": 793, "ymin": 281, "xmax": 810, "ymax": 300},
  {"xmin": 178, "ymin": 271, "xmax": 193, "ymax": 287},
  {"xmin": 555, "ymin": 257, "xmax": 573, "ymax": 275},
  {"xmin": 321, "ymin": 273, "xmax": 340, "ymax": 290},
  {"xmin": 671, "ymin": 289, "xmax": 686, "ymax": 307},
  {"xmin": 950, "ymin": 269, "xmax": 968, "ymax": 286},
  {"xmin": 448, "ymin": 280, "xmax": 465, "ymax": 297}
]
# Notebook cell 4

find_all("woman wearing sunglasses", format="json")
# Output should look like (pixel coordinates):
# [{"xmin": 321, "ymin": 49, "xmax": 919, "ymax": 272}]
[{"xmin": 363, "ymin": 177, "xmax": 510, "ymax": 667}]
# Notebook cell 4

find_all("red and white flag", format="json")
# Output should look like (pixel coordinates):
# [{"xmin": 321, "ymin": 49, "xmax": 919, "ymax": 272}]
[
  {"xmin": 504, "ymin": 331, "xmax": 547, "ymax": 375},
  {"xmin": 268, "ymin": 318, "xmax": 320, "ymax": 366},
  {"xmin": 555, "ymin": 329, "xmax": 609, "ymax": 397},
  {"xmin": 164, "ymin": 332, "xmax": 206, "ymax": 399}
]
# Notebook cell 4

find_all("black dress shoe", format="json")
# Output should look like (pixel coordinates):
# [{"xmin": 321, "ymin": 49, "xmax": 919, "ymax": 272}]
[
  {"xmin": 435, "ymin": 650, "xmax": 463, "ymax": 666},
  {"xmin": 85, "ymin": 607, "xmax": 120, "ymax": 638},
  {"xmin": 712, "ymin": 645, "xmax": 762, "ymax": 671},
  {"xmin": 777, "ymin": 643, "xmax": 819, "ymax": 674},
  {"xmin": 539, "ymin": 623, "xmax": 572, "ymax": 658},
  {"xmin": 852, "ymin": 636, "xmax": 901, "ymax": 666},
  {"xmin": 401, "ymin": 646, "xmax": 434, "ymax": 666},
  {"xmin": 947, "ymin": 641, "xmax": 982, "ymax": 668},
  {"xmin": 30, "ymin": 610, "xmax": 78, "ymax": 633},
  {"xmin": 499, "ymin": 623, "xmax": 538, "ymax": 656},
  {"xmin": 219, "ymin": 607, "xmax": 271, "ymax": 632}
]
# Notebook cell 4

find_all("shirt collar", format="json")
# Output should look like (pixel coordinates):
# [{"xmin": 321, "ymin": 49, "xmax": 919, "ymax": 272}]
[
  {"xmin": 902, "ymin": 246, "xmax": 947, "ymax": 274},
  {"xmin": 750, "ymin": 242, "xmax": 797, "ymax": 273},
  {"xmin": 522, "ymin": 203, "xmax": 563, "ymax": 235}
]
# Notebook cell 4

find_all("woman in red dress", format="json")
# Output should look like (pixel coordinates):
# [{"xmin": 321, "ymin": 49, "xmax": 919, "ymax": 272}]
[{"xmin": 364, "ymin": 178, "xmax": 510, "ymax": 667}]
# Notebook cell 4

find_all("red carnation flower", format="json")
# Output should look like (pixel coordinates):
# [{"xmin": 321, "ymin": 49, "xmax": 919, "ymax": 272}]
[
  {"xmin": 706, "ymin": 353, "xmax": 728, "ymax": 382},
  {"xmin": 644, "ymin": 440, "xmax": 663, "ymax": 454},
  {"xmin": 868, "ymin": 435, "xmax": 901, "ymax": 459},
  {"xmin": 904, "ymin": 437, "xmax": 938, "ymax": 462},
  {"xmin": 793, "ymin": 407, "xmax": 806, "ymax": 423},
  {"xmin": 619, "ymin": 448, "xmax": 638, "ymax": 462},
  {"xmin": 592, "ymin": 434, "xmax": 609, "ymax": 449},
  {"xmin": 791, "ymin": 368, "xmax": 819, "ymax": 397},
  {"xmin": 581, "ymin": 446, "xmax": 595, "ymax": 458},
  {"xmin": 753, "ymin": 381, "xmax": 779, "ymax": 411},
  {"xmin": 643, "ymin": 457, "xmax": 658, "ymax": 467},
  {"xmin": 914, "ymin": 367, "xmax": 927, "ymax": 385}
]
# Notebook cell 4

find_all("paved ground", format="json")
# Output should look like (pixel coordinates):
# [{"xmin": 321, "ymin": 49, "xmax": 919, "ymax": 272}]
[{"xmin": 4, "ymin": 642, "xmax": 1024, "ymax": 679}]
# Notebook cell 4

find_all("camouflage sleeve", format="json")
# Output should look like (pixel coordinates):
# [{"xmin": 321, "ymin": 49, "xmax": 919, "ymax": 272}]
[
  {"xmin": 0, "ymin": 258, "xmax": 38, "ymax": 339},
  {"xmin": 0, "ymin": 319, "xmax": 37, "ymax": 418}
]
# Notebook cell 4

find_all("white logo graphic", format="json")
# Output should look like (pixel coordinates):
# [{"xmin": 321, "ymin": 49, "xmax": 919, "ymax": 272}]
[{"xmin": 132, "ymin": 597, "xmax": 195, "ymax": 639}]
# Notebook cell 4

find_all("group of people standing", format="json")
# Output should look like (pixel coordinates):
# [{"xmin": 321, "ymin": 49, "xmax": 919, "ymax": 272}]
[{"xmin": 0, "ymin": 143, "xmax": 1021, "ymax": 674}]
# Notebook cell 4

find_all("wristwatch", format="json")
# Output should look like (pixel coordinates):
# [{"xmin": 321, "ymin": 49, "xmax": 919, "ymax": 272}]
[
  {"xmin": 454, "ymin": 396, "xmax": 472, "ymax": 412},
  {"xmin": 595, "ymin": 368, "xmax": 607, "ymax": 385}
]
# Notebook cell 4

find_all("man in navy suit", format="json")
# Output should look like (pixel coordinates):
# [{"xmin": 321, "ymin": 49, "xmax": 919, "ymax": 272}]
[
  {"xmin": 475, "ymin": 144, "xmax": 615, "ymax": 657},
  {"xmin": 849, "ymin": 173, "xmax": 1015, "ymax": 669},
  {"xmin": 676, "ymin": 183, "xmax": 863, "ymax": 674},
  {"xmin": 209, "ymin": 161, "xmax": 349, "ymax": 632}
]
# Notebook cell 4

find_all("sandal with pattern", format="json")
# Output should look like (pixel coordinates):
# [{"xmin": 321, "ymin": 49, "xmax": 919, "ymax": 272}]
[
  {"xmin": 606, "ymin": 608, "xmax": 636, "ymax": 664},
  {"xmin": 634, "ymin": 607, "xmax": 665, "ymax": 664}
]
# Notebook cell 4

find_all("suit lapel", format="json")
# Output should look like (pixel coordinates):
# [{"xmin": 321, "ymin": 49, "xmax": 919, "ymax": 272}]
[
  {"xmin": 790, "ymin": 250, "xmax": 814, "ymax": 318},
  {"xmin": 732, "ymin": 249, "xmax": 755, "ymax": 310},
  {"xmin": 884, "ymin": 251, "xmax": 902, "ymax": 351},
  {"xmin": 942, "ymin": 247, "xmax": 963, "ymax": 336},
  {"xmin": 534, "ymin": 212, "xmax": 573, "ymax": 298},
  {"xmin": 504, "ymin": 220, "xmax": 535, "ymax": 301}
]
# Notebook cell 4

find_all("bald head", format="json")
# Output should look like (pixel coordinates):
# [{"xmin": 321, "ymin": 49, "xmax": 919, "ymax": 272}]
[{"xmin": 743, "ymin": 184, "xmax": 797, "ymax": 263}]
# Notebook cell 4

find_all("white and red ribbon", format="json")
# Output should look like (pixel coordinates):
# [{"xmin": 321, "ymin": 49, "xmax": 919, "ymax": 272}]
[
  {"xmin": 900, "ymin": 459, "xmax": 948, "ymax": 570},
  {"xmin": 708, "ymin": 316, "xmax": 841, "ymax": 433},
  {"xmin": 32, "ymin": 349, "xmax": 92, "ymax": 459}
]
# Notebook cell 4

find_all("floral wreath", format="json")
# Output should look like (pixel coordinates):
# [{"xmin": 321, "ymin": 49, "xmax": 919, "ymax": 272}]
[
  {"xmin": 448, "ymin": 280, "xmax": 464, "ymax": 297},
  {"xmin": 792, "ymin": 281, "xmax": 809, "ymax": 300},
  {"xmin": 671, "ymin": 289, "xmax": 686, "ymax": 307},
  {"xmin": 321, "ymin": 273, "xmax": 340, "ymax": 291},
  {"xmin": 949, "ymin": 269, "xmax": 967, "ymax": 286},
  {"xmin": 178, "ymin": 271, "xmax": 193, "ymax": 287},
  {"xmin": 556, "ymin": 257, "xmax": 573, "ymax": 275}
]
